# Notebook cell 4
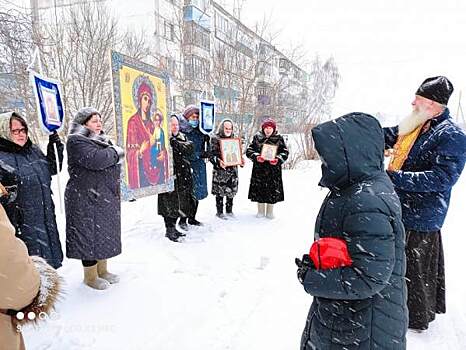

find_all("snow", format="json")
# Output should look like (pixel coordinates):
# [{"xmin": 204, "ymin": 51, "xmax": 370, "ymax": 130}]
[{"xmin": 23, "ymin": 160, "xmax": 466, "ymax": 349}]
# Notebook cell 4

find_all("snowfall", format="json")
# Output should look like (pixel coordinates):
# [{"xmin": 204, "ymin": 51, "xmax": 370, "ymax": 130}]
[{"xmin": 23, "ymin": 155, "xmax": 466, "ymax": 350}]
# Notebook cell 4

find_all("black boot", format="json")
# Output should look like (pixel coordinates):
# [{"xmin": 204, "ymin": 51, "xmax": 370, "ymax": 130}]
[
  {"xmin": 188, "ymin": 218, "xmax": 203, "ymax": 226},
  {"xmin": 216, "ymin": 196, "xmax": 227, "ymax": 219},
  {"xmin": 165, "ymin": 227, "xmax": 182, "ymax": 242},
  {"xmin": 226, "ymin": 197, "xmax": 234, "ymax": 217},
  {"xmin": 178, "ymin": 217, "xmax": 188, "ymax": 231}
]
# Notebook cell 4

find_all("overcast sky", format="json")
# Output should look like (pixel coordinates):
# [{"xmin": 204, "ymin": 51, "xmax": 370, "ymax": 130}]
[{"xmin": 234, "ymin": 0, "xmax": 466, "ymax": 123}]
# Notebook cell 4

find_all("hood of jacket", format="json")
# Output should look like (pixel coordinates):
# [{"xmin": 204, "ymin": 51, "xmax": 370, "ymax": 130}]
[{"xmin": 311, "ymin": 112, "xmax": 385, "ymax": 191}]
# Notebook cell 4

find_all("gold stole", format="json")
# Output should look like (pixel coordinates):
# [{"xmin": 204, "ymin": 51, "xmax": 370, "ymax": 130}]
[{"xmin": 388, "ymin": 124, "xmax": 424, "ymax": 171}]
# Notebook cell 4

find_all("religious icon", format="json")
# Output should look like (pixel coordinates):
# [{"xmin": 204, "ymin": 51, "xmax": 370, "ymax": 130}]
[
  {"xmin": 110, "ymin": 50, "xmax": 174, "ymax": 200},
  {"xmin": 219, "ymin": 138, "xmax": 242, "ymax": 167},
  {"xmin": 261, "ymin": 144, "xmax": 278, "ymax": 161}
]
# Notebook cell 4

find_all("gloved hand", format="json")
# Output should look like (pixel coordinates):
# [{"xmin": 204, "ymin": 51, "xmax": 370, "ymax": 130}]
[
  {"xmin": 0, "ymin": 184, "xmax": 18, "ymax": 205},
  {"xmin": 170, "ymin": 136, "xmax": 178, "ymax": 148},
  {"xmin": 49, "ymin": 131, "xmax": 61, "ymax": 144},
  {"xmin": 256, "ymin": 155, "xmax": 265, "ymax": 163},
  {"xmin": 295, "ymin": 254, "xmax": 314, "ymax": 283},
  {"xmin": 200, "ymin": 150, "xmax": 210, "ymax": 159},
  {"xmin": 269, "ymin": 158, "xmax": 278, "ymax": 165}
]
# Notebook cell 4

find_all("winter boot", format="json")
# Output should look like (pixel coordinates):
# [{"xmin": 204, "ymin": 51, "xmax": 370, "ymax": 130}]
[
  {"xmin": 216, "ymin": 196, "xmax": 227, "ymax": 219},
  {"xmin": 165, "ymin": 227, "xmax": 181, "ymax": 242},
  {"xmin": 178, "ymin": 217, "xmax": 189, "ymax": 231},
  {"xmin": 256, "ymin": 203, "xmax": 266, "ymax": 218},
  {"xmin": 83, "ymin": 265, "xmax": 110, "ymax": 290},
  {"xmin": 265, "ymin": 203, "xmax": 275, "ymax": 219},
  {"xmin": 226, "ymin": 197, "xmax": 234, "ymax": 217},
  {"xmin": 188, "ymin": 217, "xmax": 204, "ymax": 226},
  {"xmin": 97, "ymin": 259, "xmax": 120, "ymax": 284}
]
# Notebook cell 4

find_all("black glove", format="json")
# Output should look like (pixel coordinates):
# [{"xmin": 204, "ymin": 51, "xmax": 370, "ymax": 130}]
[
  {"xmin": 295, "ymin": 254, "xmax": 314, "ymax": 284},
  {"xmin": 0, "ymin": 184, "xmax": 18, "ymax": 205},
  {"xmin": 200, "ymin": 150, "xmax": 210, "ymax": 159},
  {"xmin": 49, "ymin": 131, "xmax": 61, "ymax": 144},
  {"xmin": 170, "ymin": 136, "xmax": 178, "ymax": 148}
]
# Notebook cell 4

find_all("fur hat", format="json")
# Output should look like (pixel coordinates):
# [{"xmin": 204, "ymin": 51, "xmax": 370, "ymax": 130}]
[
  {"xmin": 416, "ymin": 76, "xmax": 454, "ymax": 105},
  {"xmin": 73, "ymin": 107, "xmax": 100, "ymax": 125},
  {"xmin": 182, "ymin": 105, "xmax": 200, "ymax": 119},
  {"xmin": 261, "ymin": 117, "xmax": 276, "ymax": 131}
]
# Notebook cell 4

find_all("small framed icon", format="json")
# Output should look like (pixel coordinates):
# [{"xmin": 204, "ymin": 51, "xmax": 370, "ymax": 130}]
[
  {"xmin": 261, "ymin": 144, "xmax": 278, "ymax": 161},
  {"xmin": 219, "ymin": 138, "xmax": 242, "ymax": 167}
]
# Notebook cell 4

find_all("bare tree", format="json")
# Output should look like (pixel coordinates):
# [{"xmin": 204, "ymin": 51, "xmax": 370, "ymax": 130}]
[
  {"xmin": 0, "ymin": 1, "xmax": 45, "ymax": 142},
  {"xmin": 295, "ymin": 56, "xmax": 340, "ymax": 160},
  {"xmin": 1, "ymin": 1, "xmax": 150, "ymax": 139},
  {"xmin": 43, "ymin": 1, "xmax": 150, "ymax": 136}
]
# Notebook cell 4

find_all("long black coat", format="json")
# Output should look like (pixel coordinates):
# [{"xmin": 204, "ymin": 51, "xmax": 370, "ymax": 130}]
[
  {"xmin": 246, "ymin": 130, "xmax": 288, "ymax": 204},
  {"xmin": 209, "ymin": 132, "xmax": 239, "ymax": 198},
  {"xmin": 65, "ymin": 123, "xmax": 124, "ymax": 260},
  {"xmin": 158, "ymin": 132, "xmax": 196, "ymax": 219},
  {"xmin": 300, "ymin": 113, "xmax": 408, "ymax": 350},
  {"xmin": 0, "ymin": 137, "xmax": 64, "ymax": 269}
]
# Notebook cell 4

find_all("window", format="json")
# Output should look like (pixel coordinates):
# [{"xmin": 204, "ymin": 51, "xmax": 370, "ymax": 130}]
[
  {"xmin": 184, "ymin": 22, "xmax": 210, "ymax": 51},
  {"xmin": 257, "ymin": 61, "xmax": 271, "ymax": 77},
  {"xmin": 184, "ymin": 55, "xmax": 210, "ymax": 81},
  {"xmin": 163, "ymin": 20, "xmax": 175, "ymax": 41},
  {"xmin": 215, "ymin": 13, "xmax": 230, "ymax": 34},
  {"xmin": 185, "ymin": 0, "xmax": 208, "ymax": 11},
  {"xmin": 184, "ymin": 5, "xmax": 211, "ymax": 30}
]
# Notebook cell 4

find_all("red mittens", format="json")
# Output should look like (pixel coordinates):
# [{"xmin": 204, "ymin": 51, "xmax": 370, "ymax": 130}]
[
  {"xmin": 269, "ymin": 158, "xmax": 278, "ymax": 165},
  {"xmin": 309, "ymin": 237, "xmax": 353, "ymax": 270},
  {"xmin": 257, "ymin": 155, "xmax": 265, "ymax": 163}
]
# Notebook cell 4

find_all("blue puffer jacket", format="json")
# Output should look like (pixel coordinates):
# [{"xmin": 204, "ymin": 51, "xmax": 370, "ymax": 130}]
[
  {"xmin": 384, "ymin": 108, "xmax": 466, "ymax": 231},
  {"xmin": 300, "ymin": 113, "xmax": 407, "ymax": 350}
]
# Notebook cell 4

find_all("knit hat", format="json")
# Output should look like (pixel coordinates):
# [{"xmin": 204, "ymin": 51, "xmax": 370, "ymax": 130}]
[
  {"xmin": 183, "ymin": 105, "xmax": 200, "ymax": 119},
  {"xmin": 261, "ymin": 117, "xmax": 276, "ymax": 131},
  {"xmin": 73, "ymin": 107, "xmax": 100, "ymax": 125},
  {"xmin": 415, "ymin": 76, "xmax": 454, "ymax": 105}
]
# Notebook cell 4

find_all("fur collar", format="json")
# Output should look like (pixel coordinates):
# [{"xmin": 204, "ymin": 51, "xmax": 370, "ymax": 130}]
[
  {"xmin": 12, "ymin": 256, "xmax": 63, "ymax": 328},
  {"xmin": 68, "ymin": 122, "xmax": 114, "ymax": 147}
]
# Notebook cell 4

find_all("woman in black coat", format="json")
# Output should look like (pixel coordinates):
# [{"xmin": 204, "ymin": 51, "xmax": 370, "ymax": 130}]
[
  {"xmin": 65, "ymin": 107, "xmax": 124, "ymax": 290},
  {"xmin": 246, "ymin": 118, "xmax": 288, "ymax": 219},
  {"xmin": 158, "ymin": 115, "xmax": 196, "ymax": 242},
  {"xmin": 0, "ymin": 111, "xmax": 63, "ymax": 269},
  {"xmin": 297, "ymin": 113, "xmax": 408, "ymax": 350}
]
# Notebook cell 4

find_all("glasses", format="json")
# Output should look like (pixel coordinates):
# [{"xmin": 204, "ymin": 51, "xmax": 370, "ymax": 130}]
[{"xmin": 10, "ymin": 128, "xmax": 27, "ymax": 135}]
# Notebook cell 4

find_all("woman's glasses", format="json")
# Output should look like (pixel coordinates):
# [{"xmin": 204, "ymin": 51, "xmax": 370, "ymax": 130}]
[{"xmin": 10, "ymin": 128, "xmax": 27, "ymax": 135}]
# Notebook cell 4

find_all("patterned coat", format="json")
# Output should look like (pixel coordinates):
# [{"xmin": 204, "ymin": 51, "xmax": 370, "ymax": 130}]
[
  {"xmin": 209, "ymin": 119, "xmax": 240, "ymax": 198},
  {"xmin": 65, "ymin": 123, "xmax": 124, "ymax": 260}
]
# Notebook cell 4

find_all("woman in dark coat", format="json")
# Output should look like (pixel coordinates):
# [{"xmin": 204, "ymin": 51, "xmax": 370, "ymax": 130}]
[
  {"xmin": 178, "ymin": 105, "xmax": 209, "ymax": 228},
  {"xmin": 209, "ymin": 118, "xmax": 244, "ymax": 218},
  {"xmin": 297, "ymin": 113, "xmax": 407, "ymax": 350},
  {"xmin": 65, "ymin": 107, "xmax": 124, "ymax": 290},
  {"xmin": 0, "ymin": 111, "xmax": 63, "ymax": 269},
  {"xmin": 158, "ymin": 115, "xmax": 196, "ymax": 242},
  {"xmin": 246, "ymin": 118, "xmax": 288, "ymax": 219}
]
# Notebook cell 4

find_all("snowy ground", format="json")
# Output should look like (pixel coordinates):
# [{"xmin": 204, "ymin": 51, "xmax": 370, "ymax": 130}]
[{"xmin": 24, "ymin": 160, "xmax": 466, "ymax": 350}]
